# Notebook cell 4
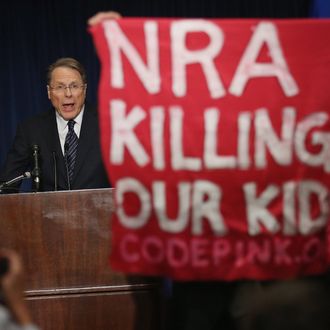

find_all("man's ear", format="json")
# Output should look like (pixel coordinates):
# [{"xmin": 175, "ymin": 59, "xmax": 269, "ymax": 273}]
[{"xmin": 47, "ymin": 85, "xmax": 51, "ymax": 100}]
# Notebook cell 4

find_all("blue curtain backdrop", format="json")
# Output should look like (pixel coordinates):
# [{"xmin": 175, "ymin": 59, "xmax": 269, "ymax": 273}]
[
  {"xmin": 0, "ymin": 0, "xmax": 311, "ymax": 168},
  {"xmin": 310, "ymin": 0, "xmax": 330, "ymax": 17}
]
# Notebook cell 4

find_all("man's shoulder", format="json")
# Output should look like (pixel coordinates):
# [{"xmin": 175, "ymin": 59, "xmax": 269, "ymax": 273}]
[
  {"xmin": 81, "ymin": 104, "xmax": 99, "ymax": 127},
  {"xmin": 19, "ymin": 109, "xmax": 55, "ymax": 128},
  {"xmin": 83, "ymin": 103, "xmax": 98, "ymax": 117}
]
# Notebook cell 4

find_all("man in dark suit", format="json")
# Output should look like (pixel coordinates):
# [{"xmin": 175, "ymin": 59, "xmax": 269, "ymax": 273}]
[{"xmin": 0, "ymin": 57, "xmax": 110, "ymax": 192}]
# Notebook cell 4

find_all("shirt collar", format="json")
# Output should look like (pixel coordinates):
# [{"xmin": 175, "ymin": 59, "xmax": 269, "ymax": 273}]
[{"xmin": 55, "ymin": 105, "xmax": 85, "ymax": 132}]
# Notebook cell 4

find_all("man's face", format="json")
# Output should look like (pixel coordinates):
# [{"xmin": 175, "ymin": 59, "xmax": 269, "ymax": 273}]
[{"xmin": 47, "ymin": 66, "xmax": 87, "ymax": 121}]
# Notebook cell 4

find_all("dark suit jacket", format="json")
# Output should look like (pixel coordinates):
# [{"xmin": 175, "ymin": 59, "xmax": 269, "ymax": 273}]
[{"xmin": 0, "ymin": 105, "xmax": 110, "ymax": 192}]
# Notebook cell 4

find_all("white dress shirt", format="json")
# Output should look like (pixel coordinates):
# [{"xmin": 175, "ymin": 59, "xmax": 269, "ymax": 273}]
[{"xmin": 55, "ymin": 106, "xmax": 84, "ymax": 155}]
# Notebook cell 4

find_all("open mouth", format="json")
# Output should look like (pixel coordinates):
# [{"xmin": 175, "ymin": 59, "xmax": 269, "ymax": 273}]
[{"xmin": 62, "ymin": 103, "xmax": 75, "ymax": 111}]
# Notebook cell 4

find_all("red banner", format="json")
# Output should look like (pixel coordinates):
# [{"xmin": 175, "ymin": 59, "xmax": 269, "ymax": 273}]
[{"xmin": 90, "ymin": 18, "xmax": 330, "ymax": 280}]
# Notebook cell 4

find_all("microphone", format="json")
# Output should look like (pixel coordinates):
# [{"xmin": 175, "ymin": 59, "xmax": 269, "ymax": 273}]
[
  {"xmin": 64, "ymin": 142, "xmax": 71, "ymax": 190},
  {"xmin": 0, "ymin": 172, "xmax": 31, "ymax": 192},
  {"xmin": 32, "ymin": 144, "xmax": 41, "ymax": 192},
  {"xmin": 52, "ymin": 151, "xmax": 58, "ymax": 191}
]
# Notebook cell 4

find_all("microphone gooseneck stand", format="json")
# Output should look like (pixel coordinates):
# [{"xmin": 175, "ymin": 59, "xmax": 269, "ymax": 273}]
[{"xmin": 0, "ymin": 172, "xmax": 32, "ymax": 193}]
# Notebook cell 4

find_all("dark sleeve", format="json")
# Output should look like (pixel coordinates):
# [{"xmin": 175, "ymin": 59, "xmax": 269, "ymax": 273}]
[{"xmin": 0, "ymin": 123, "xmax": 32, "ymax": 192}]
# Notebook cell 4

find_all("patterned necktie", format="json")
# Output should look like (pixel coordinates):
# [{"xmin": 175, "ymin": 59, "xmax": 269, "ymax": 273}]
[{"xmin": 64, "ymin": 120, "xmax": 78, "ymax": 183}]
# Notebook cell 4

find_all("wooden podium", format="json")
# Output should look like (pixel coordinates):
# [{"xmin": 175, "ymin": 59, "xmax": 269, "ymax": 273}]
[{"xmin": 0, "ymin": 189, "xmax": 163, "ymax": 330}]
